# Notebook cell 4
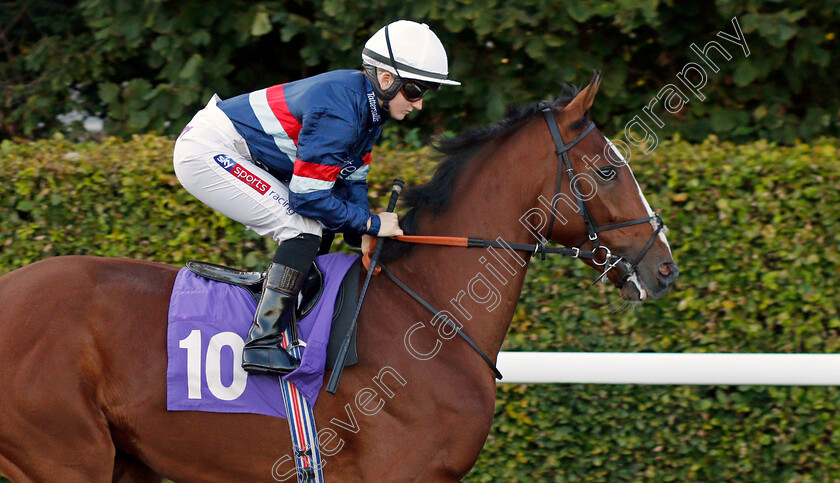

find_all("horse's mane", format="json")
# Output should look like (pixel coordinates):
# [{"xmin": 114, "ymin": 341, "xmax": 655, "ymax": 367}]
[{"xmin": 379, "ymin": 83, "xmax": 589, "ymax": 263}]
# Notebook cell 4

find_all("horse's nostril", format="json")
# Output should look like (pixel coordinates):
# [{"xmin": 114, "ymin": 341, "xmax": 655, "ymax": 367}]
[{"xmin": 658, "ymin": 262, "xmax": 679, "ymax": 283}]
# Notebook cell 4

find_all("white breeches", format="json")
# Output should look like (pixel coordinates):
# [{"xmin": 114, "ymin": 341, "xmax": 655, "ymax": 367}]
[{"xmin": 173, "ymin": 95, "xmax": 322, "ymax": 244}]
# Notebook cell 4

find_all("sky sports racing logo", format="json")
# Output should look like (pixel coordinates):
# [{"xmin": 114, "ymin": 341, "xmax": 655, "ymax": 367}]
[{"xmin": 213, "ymin": 154, "xmax": 269, "ymax": 195}]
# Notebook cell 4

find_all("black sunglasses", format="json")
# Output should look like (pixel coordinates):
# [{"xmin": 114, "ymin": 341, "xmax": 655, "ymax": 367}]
[{"xmin": 400, "ymin": 80, "xmax": 437, "ymax": 102}]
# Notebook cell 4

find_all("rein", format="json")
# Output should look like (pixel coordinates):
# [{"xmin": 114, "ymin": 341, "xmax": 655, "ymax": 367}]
[
  {"xmin": 379, "ymin": 264, "xmax": 503, "ymax": 380},
  {"xmin": 366, "ymin": 107, "xmax": 669, "ymax": 381},
  {"xmin": 393, "ymin": 235, "xmax": 606, "ymax": 260},
  {"xmin": 381, "ymin": 110, "xmax": 667, "ymax": 287}
]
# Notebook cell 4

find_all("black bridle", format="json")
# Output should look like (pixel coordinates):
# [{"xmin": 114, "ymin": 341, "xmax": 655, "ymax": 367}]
[
  {"xmin": 364, "ymin": 109, "xmax": 670, "ymax": 382},
  {"xmin": 540, "ymin": 108, "xmax": 667, "ymax": 289}
]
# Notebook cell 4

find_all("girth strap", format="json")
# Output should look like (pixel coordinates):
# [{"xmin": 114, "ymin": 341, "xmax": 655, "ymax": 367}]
[{"xmin": 379, "ymin": 263, "xmax": 503, "ymax": 380}]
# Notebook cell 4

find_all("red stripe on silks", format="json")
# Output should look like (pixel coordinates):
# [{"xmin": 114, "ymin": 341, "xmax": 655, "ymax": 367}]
[
  {"xmin": 293, "ymin": 159, "xmax": 341, "ymax": 182},
  {"xmin": 362, "ymin": 152, "xmax": 372, "ymax": 165},
  {"xmin": 266, "ymin": 85, "xmax": 302, "ymax": 145}
]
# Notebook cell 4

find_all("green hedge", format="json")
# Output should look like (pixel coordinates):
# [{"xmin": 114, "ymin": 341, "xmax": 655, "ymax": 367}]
[
  {"xmin": 2, "ymin": 134, "xmax": 840, "ymax": 480},
  {"xmin": 3, "ymin": 2, "xmax": 840, "ymax": 144}
]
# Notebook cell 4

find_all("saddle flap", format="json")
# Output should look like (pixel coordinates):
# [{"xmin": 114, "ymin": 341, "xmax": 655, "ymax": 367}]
[
  {"xmin": 186, "ymin": 257, "xmax": 359, "ymax": 369},
  {"xmin": 326, "ymin": 257, "xmax": 361, "ymax": 368}
]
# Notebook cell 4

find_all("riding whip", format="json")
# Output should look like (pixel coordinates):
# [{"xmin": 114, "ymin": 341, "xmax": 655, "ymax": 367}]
[{"xmin": 326, "ymin": 178, "xmax": 404, "ymax": 394}]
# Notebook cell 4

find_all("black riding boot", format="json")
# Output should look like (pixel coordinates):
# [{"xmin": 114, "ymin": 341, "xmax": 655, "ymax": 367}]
[
  {"xmin": 241, "ymin": 263, "xmax": 304, "ymax": 375},
  {"xmin": 241, "ymin": 234, "xmax": 321, "ymax": 376}
]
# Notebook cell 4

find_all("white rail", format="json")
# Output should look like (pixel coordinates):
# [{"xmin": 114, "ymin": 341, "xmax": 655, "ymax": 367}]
[{"xmin": 496, "ymin": 352, "xmax": 840, "ymax": 385}]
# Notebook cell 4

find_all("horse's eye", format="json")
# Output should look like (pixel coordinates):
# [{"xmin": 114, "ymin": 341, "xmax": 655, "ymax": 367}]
[{"xmin": 597, "ymin": 166, "xmax": 617, "ymax": 181}]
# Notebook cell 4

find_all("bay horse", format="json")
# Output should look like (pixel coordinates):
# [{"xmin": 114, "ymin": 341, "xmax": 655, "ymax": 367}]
[{"xmin": 0, "ymin": 72, "xmax": 677, "ymax": 482}]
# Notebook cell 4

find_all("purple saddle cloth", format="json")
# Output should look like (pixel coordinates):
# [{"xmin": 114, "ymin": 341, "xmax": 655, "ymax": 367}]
[{"xmin": 166, "ymin": 253, "xmax": 359, "ymax": 419}]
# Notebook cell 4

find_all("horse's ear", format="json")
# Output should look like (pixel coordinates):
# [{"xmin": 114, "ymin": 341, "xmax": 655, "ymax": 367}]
[{"xmin": 565, "ymin": 70, "xmax": 602, "ymax": 116}]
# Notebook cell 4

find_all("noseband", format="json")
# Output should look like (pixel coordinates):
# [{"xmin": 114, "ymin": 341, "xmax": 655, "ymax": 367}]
[{"xmin": 540, "ymin": 108, "xmax": 667, "ymax": 289}]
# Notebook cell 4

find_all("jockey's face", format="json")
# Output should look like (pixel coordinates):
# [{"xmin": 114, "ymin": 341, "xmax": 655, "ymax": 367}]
[
  {"xmin": 378, "ymin": 71, "xmax": 423, "ymax": 121},
  {"xmin": 388, "ymin": 90, "xmax": 423, "ymax": 121}
]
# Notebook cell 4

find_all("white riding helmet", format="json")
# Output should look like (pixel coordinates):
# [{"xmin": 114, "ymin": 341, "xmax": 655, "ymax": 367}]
[{"xmin": 362, "ymin": 20, "xmax": 460, "ymax": 87}]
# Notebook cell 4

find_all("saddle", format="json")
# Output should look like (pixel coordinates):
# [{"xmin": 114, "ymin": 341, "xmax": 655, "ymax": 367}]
[{"xmin": 186, "ymin": 259, "xmax": 360, "ymax": 367}]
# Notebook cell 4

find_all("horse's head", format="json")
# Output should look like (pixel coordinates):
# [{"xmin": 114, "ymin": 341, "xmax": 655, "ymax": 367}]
[{"xmin": 538, "ymin": 71, "xmax": 678, "ymax": 301}]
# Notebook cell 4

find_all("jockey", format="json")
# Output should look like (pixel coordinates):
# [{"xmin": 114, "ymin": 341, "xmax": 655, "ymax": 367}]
[{"xmin": 173, "ymin": 20, "xmax": 460, "ymax": 376}]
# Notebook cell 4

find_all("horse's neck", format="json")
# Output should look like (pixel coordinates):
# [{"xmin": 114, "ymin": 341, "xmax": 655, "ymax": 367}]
[{"xmin": 393, "ymin": 130, "xmax": 549, "ymax": 360}]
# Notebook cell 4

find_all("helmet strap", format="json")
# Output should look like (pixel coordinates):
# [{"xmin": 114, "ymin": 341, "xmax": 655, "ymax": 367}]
[
  {"xmin": 363, "ymin": 24, "xmax": 405, "ymax": 105},
  {"xmin": 362, "ymin": 64, "xmax": 402, "ymax": 107},
  {"xmin": 384, "ymin": 24, "xmax": 401, "ymax": 78}
]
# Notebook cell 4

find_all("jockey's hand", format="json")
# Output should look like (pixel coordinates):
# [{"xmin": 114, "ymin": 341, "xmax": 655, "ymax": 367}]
[{"xmin": 372, "ymin": 212, "xmax": 404, "ymax": 237}]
